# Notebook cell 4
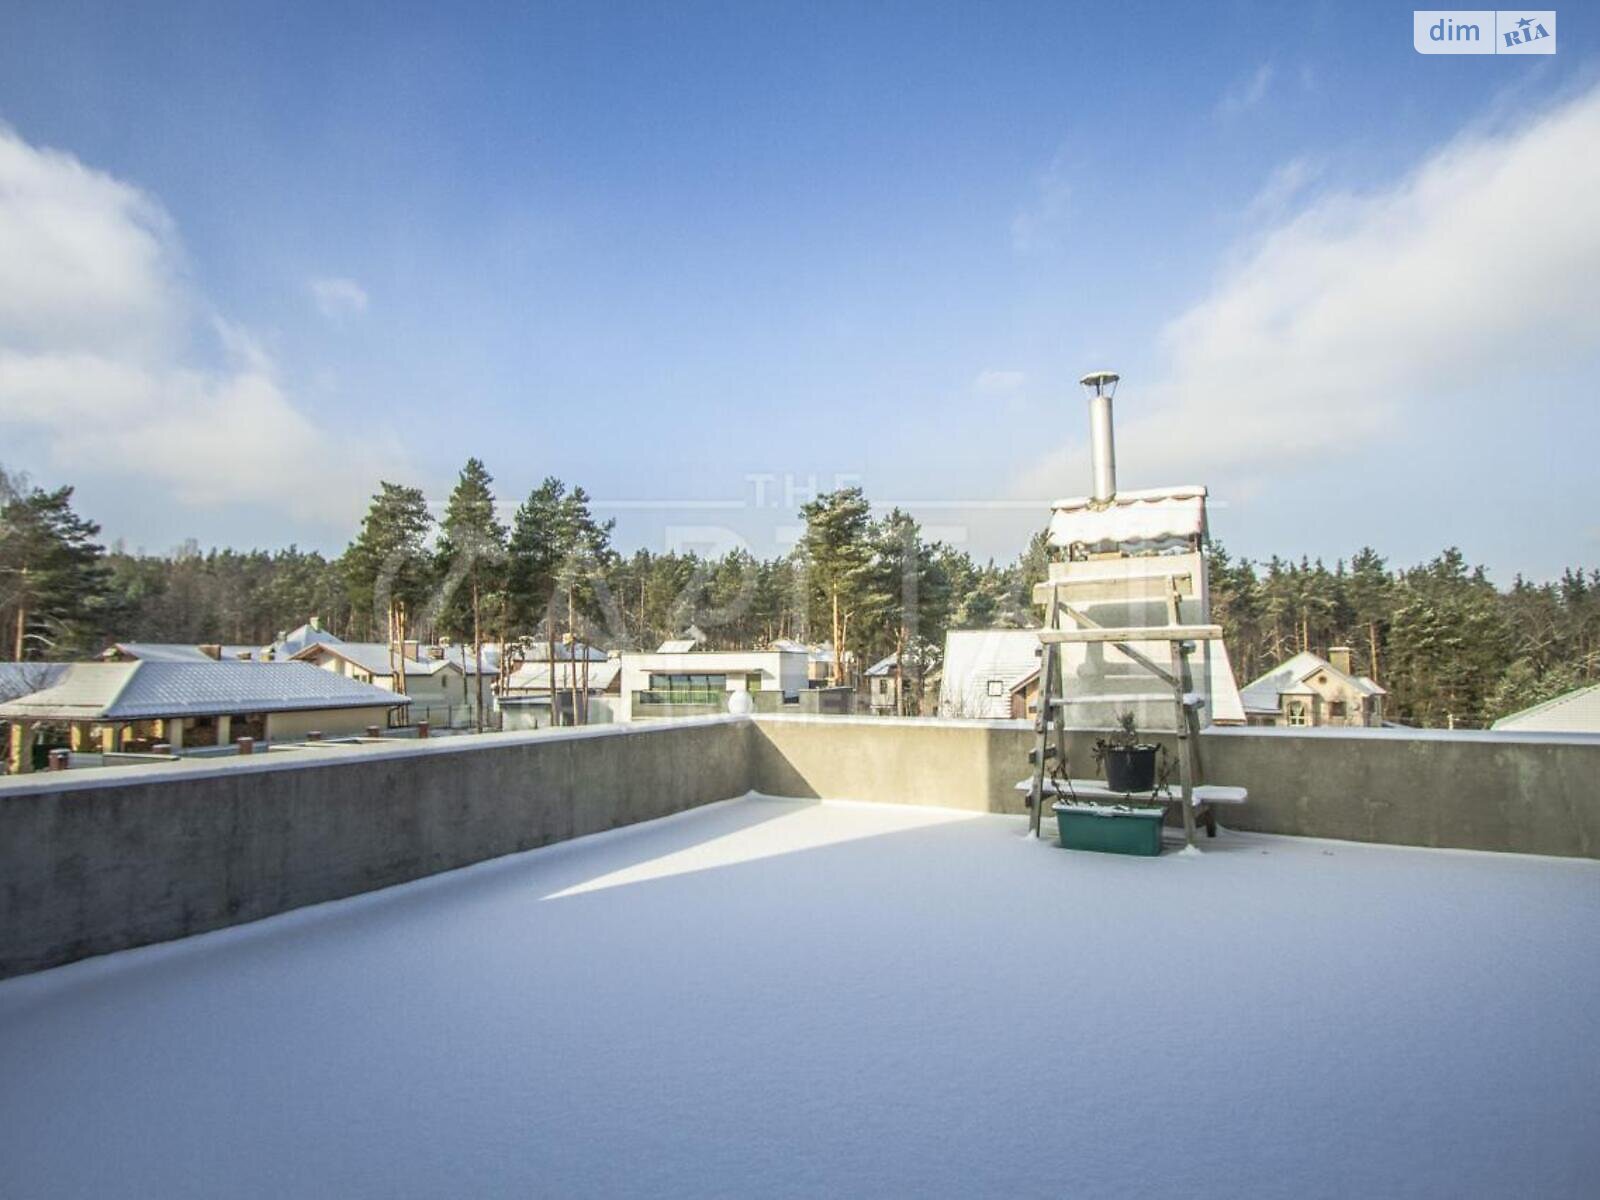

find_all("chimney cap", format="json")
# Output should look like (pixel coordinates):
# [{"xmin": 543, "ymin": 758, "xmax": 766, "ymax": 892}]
[{"xmin": 1078, "ymin": 370, "xmax": 1120, "ymax": 396}]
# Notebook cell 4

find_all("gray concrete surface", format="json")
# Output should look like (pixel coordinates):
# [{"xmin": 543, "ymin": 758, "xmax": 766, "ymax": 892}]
[
  {"xmin": 0, "ymin": 718, "xmax": 753, "ymax": 979},
  {"xmin": 3, "ymin": 713, "xmax": 1596, "ymax": 979},
  {"xmin": 749, "ymin": 715, "xmax": 1600, "ymax": 857},
  {"xmin": 1203, "ymin": 725, "xmax": 1600, "ymax": 858}
]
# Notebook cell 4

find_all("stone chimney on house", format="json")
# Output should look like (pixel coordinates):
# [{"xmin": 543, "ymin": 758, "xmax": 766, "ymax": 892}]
[
  {"xmin": 403, "ymin": 640, "xmax": 421, "ymax": 662},
  {"xmin": 1328, "ymin": 646, "xmax": 1354, "ymax": 676},
  {"xmin": 199, "ymin": 644, "xmax": 222, "ymax": 660}
]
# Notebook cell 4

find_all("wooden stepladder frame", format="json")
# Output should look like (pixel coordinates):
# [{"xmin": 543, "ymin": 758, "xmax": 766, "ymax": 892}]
[{"xmin": 1026, "ymin": 575, "xmax": 1227, "ymax": 847}]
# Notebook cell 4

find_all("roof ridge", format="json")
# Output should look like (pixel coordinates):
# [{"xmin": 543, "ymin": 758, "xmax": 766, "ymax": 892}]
[{"xmin": 101, "ymin": 660, "xmax": 144, "ymax": 713}]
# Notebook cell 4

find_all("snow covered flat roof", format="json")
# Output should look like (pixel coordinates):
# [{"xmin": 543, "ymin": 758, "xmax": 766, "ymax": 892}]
[{"xmin": 2, "ymin": 796, "xmax": 1596, "ymax": 1197}]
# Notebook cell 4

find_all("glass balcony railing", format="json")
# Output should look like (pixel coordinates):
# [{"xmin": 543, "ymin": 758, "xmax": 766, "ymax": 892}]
[{"xmin": 634, "ymin": 689, "xmax": 726, "ymax": 707}]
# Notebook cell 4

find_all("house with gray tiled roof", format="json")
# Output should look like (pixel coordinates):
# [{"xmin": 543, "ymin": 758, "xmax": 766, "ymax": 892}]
[{"xmin": 0, "ymin": 660, "xmax": 407, "ymax": 771}]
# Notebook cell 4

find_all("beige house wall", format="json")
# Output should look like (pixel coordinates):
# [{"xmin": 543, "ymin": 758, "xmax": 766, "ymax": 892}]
[{"xmin": 266, "ymin": 706, "xmax": 398, "ymax": 742}]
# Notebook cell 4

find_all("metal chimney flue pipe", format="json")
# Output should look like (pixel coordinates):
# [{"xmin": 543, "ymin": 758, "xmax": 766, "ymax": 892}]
[{"xmin": 1079, "ymin": 371, "xmax": 1120, "ymax": 504}]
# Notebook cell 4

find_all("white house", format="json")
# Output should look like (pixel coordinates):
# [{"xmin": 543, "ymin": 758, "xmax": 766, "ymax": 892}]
[
  {"xmin": 617, "ymin": 647, "xmax": 810, "ymax": 720},
  {"xmin": 1491, "ymin": 683, "xmax": 1600, "ymax": 734},
  {"xmin": 937, "ymin": 630, "xmax": 1042, "ymax": 719}
]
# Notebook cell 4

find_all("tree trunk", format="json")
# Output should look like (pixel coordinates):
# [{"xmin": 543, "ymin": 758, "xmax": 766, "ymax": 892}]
[
  {"xmin": 471, "ymin": 575, "xmax": 484, "ymax": 733},
  {"xmin": 13, "ymin": 598, "xmax": 25, "ymax": 662},
  {"xmin": 398, "ymin": 604, "xmax": 410, "ymax": 696},
  {"xmin": 831, "ymin": 591, "xmax": 843, "ymax": 685},
  {"xmin": 568, "ymin": 586, "xmax": 579, "ymax": 725},
  {"xmin": 548, "ymin": 594, "xmax": 558, "ymax": 727}
]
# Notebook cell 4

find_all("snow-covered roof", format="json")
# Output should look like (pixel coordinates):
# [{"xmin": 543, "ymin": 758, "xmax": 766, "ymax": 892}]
[
  {"xmin": 864, "ymin": 654, "xmax": 899, "ymax": 677},
  {"xmin": 427, "ymin": 645, "xmax": 496, "ymax": 675},
  {"xmin": 292, "ymin": 642, "xmax": 490, "ymax": 677},
  {"xmin": 503, "ymin": 660, "xmax": 622, "ymax": 693},
  {"xmin": 515, "ymin": 641, "xmax": 609, "ymax": 663},
  {"xmin": 1047, "ymin": 486, "xmax": 1208, "ymax": 554},
  {"xmin": 0, "ymin": 662, "xmax": 70, "ymax": 705},
  {"xmin": 1238, "ymin": 651, "xmax": 1387, "ymax": 713},
  {"xmin": 0, "ymin": 661, "xmax": 408, "ymax": 721},
  {"xmin": 269, "ymin": 621, "xmax": 345, "ymax": 659},
  {"xmin": 657, "ymin": 638, "xmax": 699, "ymax": 654},
  {"xmin": 101, "ymin": 643, "xmax": 217, "ymax": 663},
  {"xmin": 2, "ymin": 794, "xmax": 1591, "ymax": 1198},
  {"xmin": 1491, "ymin": 683, "xmax": 1600, "ymax": 734}
]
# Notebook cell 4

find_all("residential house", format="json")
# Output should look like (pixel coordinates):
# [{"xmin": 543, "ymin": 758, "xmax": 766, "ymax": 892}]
[
  {"xmin": 1, "ymin": 663, "xmax": 70, "ymax": 772},
  {"xmin": 497, "ymin": 658, "xmax": 623, "ymax": 730},
  {"xmin": 999, "ymin": 664, "xmax": 1044, "ymax": 721},
  {"xmin": 261, "ymin": 618, "xmax": 344, "ymax": 661},
  {"xmin": 1491, "ymin": 683, "xmax": 1600, "ymax": 734},
  {"xmin": 290, "ymin": 641, "xmax": 492, "ymax": 728},
  {"xmin": 0, "ymin": 661, "xmax": 406, "ymax": 772},
  {"xmin": 1239, "ymin": 648, "xmax": 1386, "ymax": 728},
  {"xmin": 863, "ymin": 654, "xmax": 902, "ymax": 715},
  {"xmin": 100, "ymin": 643, "xmax": 259, "ymax": 662},
  {"xmin": 937, "ymin": 630, "xmax": 1042, "ymax": 719},
  {"xmin": 618, "ymin": 645, "xmax": 811, "ymax": 720},
  {"xmin": 772, "ymin": 639, "xmax": 848, "ymax": 686}
]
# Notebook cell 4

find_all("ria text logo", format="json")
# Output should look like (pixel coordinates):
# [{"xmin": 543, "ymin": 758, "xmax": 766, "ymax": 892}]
[{"xmin": 1414, "ymin": 11, "xmax": 1556, "ymax": 54}]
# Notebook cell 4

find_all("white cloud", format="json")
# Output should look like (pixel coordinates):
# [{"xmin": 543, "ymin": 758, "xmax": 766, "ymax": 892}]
[
  {"xmin": 1244, "ymin": 155, "xmax": 1323, "ymax": 220},
  {"xmin": 1217, "ymin": 63, "xmax": 1275, "ymax": 117},
  {"xmin": 973, "ymin": 369, "xmax": 1027, "ymax": 395},
  {"xmin": 1011, "ymin": 149, "xmax": 1073, "ymax": 253},
  {"xmin": 1021, "ymin": 84, "xmax": 1600, "ymax": 499},
  {"xmin": 310, "ymin": 275, "xmax": 369, "ymax": 319},
  {"xmin": 0, "ymin": 124, "xmax": 402, "ymax": 525}
]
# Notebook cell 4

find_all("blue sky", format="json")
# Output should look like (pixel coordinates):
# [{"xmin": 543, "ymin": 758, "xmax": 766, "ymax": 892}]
[{"xmin": 0, "ymin": 2, "xmax": 1596, "ymax": 580}]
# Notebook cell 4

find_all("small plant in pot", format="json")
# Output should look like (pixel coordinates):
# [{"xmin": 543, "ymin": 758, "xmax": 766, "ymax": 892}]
[{"xmin": 1092, "ymin": 711, "xmax": 1159, "ymax": 795}]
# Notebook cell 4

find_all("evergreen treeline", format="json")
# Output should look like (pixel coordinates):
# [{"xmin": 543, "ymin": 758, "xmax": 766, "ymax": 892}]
[{"xmin": 3, "ymin": 462, "xmax": 1596, "ymax": 726}]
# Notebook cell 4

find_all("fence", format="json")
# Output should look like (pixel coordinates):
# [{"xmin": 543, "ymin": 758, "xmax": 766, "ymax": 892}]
[{"xmin": 389, "ymin": 704, "xmax": 502, "ymax": 732}]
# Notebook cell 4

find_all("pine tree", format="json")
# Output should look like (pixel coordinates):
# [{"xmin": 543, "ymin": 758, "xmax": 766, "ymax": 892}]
[
  {"xmin": 436, "ymin": 459, "xmax": 506, "ymax": 730},
  {"xmin": 341, "ymin": 483, "xmax": 434, "ymax": 690},
  {"xmin": 798, "ymin": 487, "xmax": 874, "ymax": 685},
  {"xmin": 505, "ymin": 478, "xmax": 615, "ymax": 722},
  {"xmin": 864, "ymin": 509, "xmax": 953, "ymax": 713},
  {"xmin": 0, "ymin": 468, "xmax": 109, "ymax": 659}
]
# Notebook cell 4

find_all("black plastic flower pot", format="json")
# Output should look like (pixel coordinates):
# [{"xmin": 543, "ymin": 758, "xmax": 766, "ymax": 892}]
[{"xmin": 1101, "ymin": 744, "xmax": 1158, "ymax": 794}]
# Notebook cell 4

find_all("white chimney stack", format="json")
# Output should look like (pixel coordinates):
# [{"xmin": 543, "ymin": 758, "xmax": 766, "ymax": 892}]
[{"xmin": 1079, "ymin": 370, "xmax": 1120, "ymax": 504}]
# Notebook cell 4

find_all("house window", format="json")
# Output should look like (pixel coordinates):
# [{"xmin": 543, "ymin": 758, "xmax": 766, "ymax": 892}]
[
  {"xmin": 986, "ymin": 679, "xmax": 1005, "ymax": 698},
  {"xmin": 1287, "ymin": 701, "xmax": 1309, "ymax": 727},
  {"xmin": 746, "ymin": 673, "xmax": 762, "ymax": 692},
  {"xmin": 645, "ymin": 673, "xmax": 726, "ymax": 703},
  {"xmin": 1329, "ymin": 700, "xmax": 1347, "ymax": 718}
]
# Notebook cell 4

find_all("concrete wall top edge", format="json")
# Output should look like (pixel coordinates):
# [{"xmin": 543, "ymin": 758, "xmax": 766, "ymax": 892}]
[{"xmin": 0, "ymin": 714, "xmax": 752, "ymax": 799}]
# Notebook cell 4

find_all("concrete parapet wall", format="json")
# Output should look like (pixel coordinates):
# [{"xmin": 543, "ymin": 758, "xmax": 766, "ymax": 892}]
[
  {"xmin": 1202, "ymin": 725, "xmax": 1600, "ymax": 858},
  {"xmin": 0, "ymin": 718, "xmax": 752, "ymax": 979},
  {"xmin": 3, "ymin": 714, "xmax": 1596, "ymax": 979},
  {"xmin": 750, "ymin": 715, "xmax": 1600, "ymax": 859}
]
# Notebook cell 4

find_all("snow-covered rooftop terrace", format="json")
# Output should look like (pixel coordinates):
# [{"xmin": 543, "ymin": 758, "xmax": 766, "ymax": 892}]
[{"xmin": 3, "ymin": 795, "xmax": 1598, "ymax": 1197}]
